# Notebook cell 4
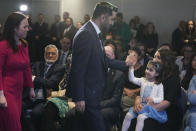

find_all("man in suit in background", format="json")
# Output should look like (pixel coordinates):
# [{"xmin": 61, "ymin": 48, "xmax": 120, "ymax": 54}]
[
  {"xmin": 33, "ymin": 13, "xmax": 49, "ymax": 61},
  {"xmin": 66, "ymin": 2, "xmax": 130, "ymax": 131},
  {"xmin": 50, "ymin": 15, "xmax": 61, "ymax": 49},
  {"xmin": 57, "ymin": 34, "xmax": 73, "ymax": 66},
  {"xmin": 59, "ymin": 11, "xmax": 70, "ymax": 37},
  {"xmin": 63, "ymin": 17, "xmax": 77, "ymax": 36}
]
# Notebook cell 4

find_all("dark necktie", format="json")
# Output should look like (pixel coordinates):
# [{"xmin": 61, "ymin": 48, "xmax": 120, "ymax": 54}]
[
  {"xmin": 43, "ymin": 64, "xmax": 49, "ymax": 78},
  {"xmin": 98, "ymin": 33, "xmax": 108, "ymax": 70},
  {"xmin": 60, "ymin": 52, "xmax": 66, "ymax": 64},
  {"xmin": 98, "ymin": 33, "xmax": 104, "ymax": 51}
]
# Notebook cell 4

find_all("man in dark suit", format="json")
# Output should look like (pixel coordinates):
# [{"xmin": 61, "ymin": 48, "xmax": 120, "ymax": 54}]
[
  {"xmin": 59, "ymin": 11, "xmax": 70, "ymax": 37},
  {"xmin": 33, "ymin": 13, "xmax": 49, "ymax": 61},
  {"xmin": 63, "ymin": 17, "xmax": 77, "ymax": 36},
  {"xmin": 50, "ymin": 15, "xmax": 61, "ymax": 48},
  {"xmin": 24, "ymin": 44, "xmax": 65, "ymax": 131},
  {"xmin": 66, "ymin": 2, "xmax": 129, "ymax": 131},
  {"xmin": 32, "ymin": 45, "xmax": 65, "ymax": 96},
  {"xmin": 56, "ymin": 34, "xmax": 72, "ymax": 66}
]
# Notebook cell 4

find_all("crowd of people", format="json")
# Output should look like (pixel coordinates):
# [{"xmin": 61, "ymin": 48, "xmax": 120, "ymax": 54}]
[{"xmin": 0, "ymin": 1, "xmax": 196, "ymax": 131}]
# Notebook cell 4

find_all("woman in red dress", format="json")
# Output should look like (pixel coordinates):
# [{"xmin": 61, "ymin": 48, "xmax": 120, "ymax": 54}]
[{"xmin": 0, "ymin": 12, "xmax": 35, "ymax": 131}]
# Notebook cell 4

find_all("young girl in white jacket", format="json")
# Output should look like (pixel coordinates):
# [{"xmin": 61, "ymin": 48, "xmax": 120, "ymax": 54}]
[{"xmin": 122, "ymin": 59, "xmax": 167, "ymax": 131}]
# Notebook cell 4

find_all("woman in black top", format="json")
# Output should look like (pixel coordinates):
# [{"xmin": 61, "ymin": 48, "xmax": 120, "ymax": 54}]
[
  {"xmin": 181, "ymin": 53, "xmax": 196, "ymax": 90},
  {"xmin": 129, "ymin": 49, "xmax": 181, "ymax": 131},
  {"xmin": 184, "ymin": 20, "xmax": 196, "ymax": 47}
]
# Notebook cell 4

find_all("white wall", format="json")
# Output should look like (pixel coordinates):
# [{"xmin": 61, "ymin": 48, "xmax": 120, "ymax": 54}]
[
  {"xmin": 0, "ymin": 0, "xmax": 193, "ymax": 43},
  {"xmin": 60, "ymin": 0, "xmax": 195, "ymax": 44},
  {"xmin": 123, "ymin": 0, "xmax": 195, "ymax": 44},
  {"xmin": 60, "ymin": 0, "xmax": 121, "ymax": 24}
]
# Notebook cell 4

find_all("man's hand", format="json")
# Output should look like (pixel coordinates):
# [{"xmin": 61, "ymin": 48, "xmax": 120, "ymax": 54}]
[
  {"xmin": 76, "ymin": 100, "xmax": 85, "ymax": 112},
  {"xmin": 125, "ymin": 52, "xmax": 137, "ymax": 67}
]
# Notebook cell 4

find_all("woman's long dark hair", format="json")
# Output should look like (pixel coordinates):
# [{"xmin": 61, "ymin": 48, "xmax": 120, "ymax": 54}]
[
  {"xmin": 181, "ymin": 53, "xmax": 196, "ymax": 90},
  {"xmin": 144, "ymin": 22, "xmax": 156, "ymax": 35},
  {"xmin": 157, "ymin": 49, "xmax": 179, "ymax": 81},
  {"xmin": 0, "ymin": 12, "xmax": 27, "ymax": 52},
  {"xmin": 186, "ymin": 20, "xmax": 195, "ymax": 35}
]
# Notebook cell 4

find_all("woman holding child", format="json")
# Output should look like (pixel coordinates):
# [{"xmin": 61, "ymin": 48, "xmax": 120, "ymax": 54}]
[{"xmin": 127, "ymin": 49, "xmax": 181, "ymax": 131}]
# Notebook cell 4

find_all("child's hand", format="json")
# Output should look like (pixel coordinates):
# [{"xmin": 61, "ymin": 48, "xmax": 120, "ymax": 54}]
[
  {"xmin": 133, "ymin": 103, "xmax": 143, "ymax": 113},
  {"xmin": 145, "ymin": 97, "xmax": 154, "ymax": 103}
]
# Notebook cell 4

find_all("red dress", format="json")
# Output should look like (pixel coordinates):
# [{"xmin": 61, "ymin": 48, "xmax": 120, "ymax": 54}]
[{"xmin": 0, "ymin": 40, "xmax": 33, "ymax": 131}]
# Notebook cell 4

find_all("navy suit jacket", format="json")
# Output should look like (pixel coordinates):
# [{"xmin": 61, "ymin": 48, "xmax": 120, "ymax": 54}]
[
  {"xmin": 32, "ymin": 61, "xmax": 65, "ymax": 94},
  {"xmin": 66, "ymin": 21, "xmax": 127, "ymax": 106}
]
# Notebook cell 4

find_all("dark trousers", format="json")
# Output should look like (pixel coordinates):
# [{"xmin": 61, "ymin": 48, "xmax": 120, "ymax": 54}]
[
  {"xmin": 41, "ymin": 102, "xmax": 60, "ymax": 131},
  {"xmin": 84, "ymin": 106, "xmax": 106, "ymax": 131},
  {"xmin": 63, "ymin": 106, "xmax": 106, "ymax": 131},
  {"xmin": 101, "ymin": 107, "xmax": 120, "ymax": 131},
  {"xmin": 62, "ymin": 107, "xmax": 84, "ymax": 131}
]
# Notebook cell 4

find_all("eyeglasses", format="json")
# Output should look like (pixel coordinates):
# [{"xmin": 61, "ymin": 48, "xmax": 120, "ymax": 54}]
[
  {"xmin": 97, "ymin": 2, "xmax": 118, "ymax": 12},
  {"xmin": 46, "ymin": 52, "xmax": 57, "ymax": 56}
]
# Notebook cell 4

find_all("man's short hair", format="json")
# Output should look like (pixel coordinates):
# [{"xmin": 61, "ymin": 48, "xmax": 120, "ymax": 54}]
[
  {"xmin": 159, "ymin": 43, "xmax": 172, "ymax": 50},
  {"xmin": 129, "ymin": 47, "xmax": 142, "ymax": 57},
  {"xmin": 45, "ymin": 44, "xmax": 58, "ymax": 54},
  {"xmin": 104, "ymin": 39, "xmax": 117, "ymax": 57},
  {"xmin": 92, "ymin": 2, "xmax": 118, "ymax": 19}
]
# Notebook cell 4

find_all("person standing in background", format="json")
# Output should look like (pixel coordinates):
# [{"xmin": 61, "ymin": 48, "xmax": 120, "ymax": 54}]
[
  {"xmin": 50, "ymin": 15, "xmax": 61, "ymax": 49},
  {"xmin": 33, "ymin": 13, "xmax": 49, "ymax": 61},
  {"xmin": 110, "ymin": 12, "xmax": 131, "ymax": 51}
]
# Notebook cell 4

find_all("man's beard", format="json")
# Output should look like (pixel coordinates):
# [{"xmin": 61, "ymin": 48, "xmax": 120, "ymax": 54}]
[
  {"xmin": 45, "ymin": 58, "xmax": 57, "ymax": 64},
  {"xmin": 100, "ymin": 25, "xmax": 109, "ymax": 34},
  {"xmin": 100, "ymin": 20, "xmax": 110, "ymax": 34}
]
